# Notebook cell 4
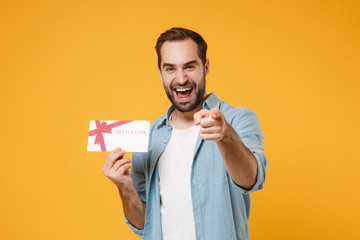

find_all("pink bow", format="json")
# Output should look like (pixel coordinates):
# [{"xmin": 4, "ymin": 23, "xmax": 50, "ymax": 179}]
[{"xmin": 89, "ymin": 120, "xmax": 132, "ymax": 151}]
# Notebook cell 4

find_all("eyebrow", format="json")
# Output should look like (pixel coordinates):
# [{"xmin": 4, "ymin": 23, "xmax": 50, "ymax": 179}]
[
  {"xmin": 162, "ymin": 60, "xmax": 200, "ymax": 69},
  {"xmin": 184, "ymin": 60, "xmax": 199, "ymax": 66}
]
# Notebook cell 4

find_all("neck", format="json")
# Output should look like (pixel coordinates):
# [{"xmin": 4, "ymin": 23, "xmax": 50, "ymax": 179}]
[{"xmin": 171, "ymin": 94, "xmax": 208, "ymax": 130}]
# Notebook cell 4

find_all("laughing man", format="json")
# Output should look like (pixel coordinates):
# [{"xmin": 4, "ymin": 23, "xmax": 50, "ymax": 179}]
[{"xmin": 103, "ymin": 27, "xmax": 268, "ymax": 240}]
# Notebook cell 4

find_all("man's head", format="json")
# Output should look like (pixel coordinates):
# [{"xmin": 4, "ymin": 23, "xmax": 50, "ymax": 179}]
[
  {"xmin": 156, "ymin": 27, "xmax": 209, "ymax": 112},
  {"xmin": 155, "ymin": 27, "xmax": 208, "ymax": 69}
]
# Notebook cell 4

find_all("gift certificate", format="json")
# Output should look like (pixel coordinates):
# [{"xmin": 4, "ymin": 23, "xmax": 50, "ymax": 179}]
[{"xmin": 87, "ymin": 120, "xmax": 150, "ymax": 152}]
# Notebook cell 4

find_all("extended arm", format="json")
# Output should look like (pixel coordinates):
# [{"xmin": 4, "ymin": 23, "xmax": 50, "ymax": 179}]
[
  {"xmin": 103, "ymin": 148, "xmax": 146, "ymax": 229},
  {"xmin": 194, "ymin": 108, "xmax": 258, "ymax": 190}
]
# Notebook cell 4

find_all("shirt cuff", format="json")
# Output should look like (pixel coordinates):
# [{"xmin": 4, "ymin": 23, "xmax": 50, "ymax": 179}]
[
  {"xmin": 230, "ymin": 151, "xmax": 267, "ymax": 194},
  {"xmin": 125, "ymin": 216, "xmax": 144, "ymax": 238}
]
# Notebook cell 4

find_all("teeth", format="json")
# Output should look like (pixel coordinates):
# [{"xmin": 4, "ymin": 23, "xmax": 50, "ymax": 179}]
[{"xmin": 176, "ymin": 88, "xmax": 192, "ymax": 92}]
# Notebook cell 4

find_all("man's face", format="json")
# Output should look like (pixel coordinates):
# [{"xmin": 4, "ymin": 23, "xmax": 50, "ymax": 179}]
[{"xmin": 158, "ymin": 39, "xmax": 209, "ymax": 112}]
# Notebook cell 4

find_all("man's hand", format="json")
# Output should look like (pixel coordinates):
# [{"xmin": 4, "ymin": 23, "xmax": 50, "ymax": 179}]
[
  {"xmin": 103, "ymin": 147, "xmax": 146, "ymax": 229},
  {"xmin": 103, "ymin": 147, "xmax": 133, "ymax": 190},
  {"xmin": 194, "ymin": 108, "xmax": 258, "ymax": 189},
  {"xmin": 194, "ymin": 108, "xmax": 229, "ymax": 142}
]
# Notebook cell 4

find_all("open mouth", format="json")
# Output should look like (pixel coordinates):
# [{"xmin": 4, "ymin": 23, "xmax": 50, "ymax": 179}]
[{"xmin": 174, "ymin": 87, "xmax": 193, "ymax": 100}]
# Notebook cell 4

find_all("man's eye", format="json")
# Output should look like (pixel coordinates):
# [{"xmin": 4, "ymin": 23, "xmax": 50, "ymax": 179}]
[
  {"xmin": 166, "ymin": 68, "xmax": 174, "ymax": 72},
  {"xmin": 186, "ymin": 65, "xmax": 194, "ymax": 70}
]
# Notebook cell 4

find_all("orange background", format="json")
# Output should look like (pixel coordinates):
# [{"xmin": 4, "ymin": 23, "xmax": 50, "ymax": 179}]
[{"xmin": 1, "ymin": 0, "xmax": 359, "ymax": 239}]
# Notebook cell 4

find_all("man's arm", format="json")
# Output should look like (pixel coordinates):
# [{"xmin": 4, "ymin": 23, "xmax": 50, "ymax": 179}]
[
  {"xmin": 194, "ymin": 108, "xmax": 258, "ymax": 190},
  {"xmin": 103, "ymin": 148, "xmax": 146, "ymax": 229}
]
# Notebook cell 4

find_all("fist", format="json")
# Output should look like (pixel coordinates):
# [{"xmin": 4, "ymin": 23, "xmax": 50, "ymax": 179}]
[
  {"xmin": 194, "ymin": 108, "xmax": 228, "ymax": 141},
  {"xmin": 102, "ymin": 147, "xmax": 133, "ymax": 189}
]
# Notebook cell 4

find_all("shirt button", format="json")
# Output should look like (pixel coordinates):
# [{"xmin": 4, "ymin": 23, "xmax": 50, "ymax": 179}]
[
  {"xmin": 151, "ymin": 163, "xmax": 155, "ymax": 167},
  {"xmin": 164, "ymin": 140, "xmax": 167, "ymax": 144}
]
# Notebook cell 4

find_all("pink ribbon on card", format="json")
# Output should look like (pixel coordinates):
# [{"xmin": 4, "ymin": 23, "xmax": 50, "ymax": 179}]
[{"xmin": 89, "ymin": 120, "xmax": 132, "ymax": 151}]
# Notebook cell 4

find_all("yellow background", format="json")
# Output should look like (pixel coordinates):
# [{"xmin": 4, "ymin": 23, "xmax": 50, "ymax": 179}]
[{"xmin": 1, "ymin": 0, "xmax": 359, "ymax": 239}]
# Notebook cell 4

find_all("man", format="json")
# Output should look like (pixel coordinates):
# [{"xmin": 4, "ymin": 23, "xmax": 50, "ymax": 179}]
[{"xmin": 103, "ymin": 27, "xmax": 267, "ymax": 240}]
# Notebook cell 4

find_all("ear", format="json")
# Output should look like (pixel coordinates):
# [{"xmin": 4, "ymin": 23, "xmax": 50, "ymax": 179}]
[
  {"xmin": 204, "ymin": 58, "xmax": 210, "ymax": 76},
  {"xmin": 158, "ymin": 65, "xmax": 163, "ymax": 81}
]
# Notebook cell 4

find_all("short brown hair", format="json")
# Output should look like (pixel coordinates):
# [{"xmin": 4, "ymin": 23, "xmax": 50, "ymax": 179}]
[{"xmin": 155, "ymin": 27, "xmax": 207, "ymax": 69}]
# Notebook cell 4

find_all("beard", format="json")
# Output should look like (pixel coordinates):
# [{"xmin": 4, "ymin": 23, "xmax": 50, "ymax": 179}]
[{"xmin": 163, "ymin": 76, "xmax": 206, "ymax": 113}]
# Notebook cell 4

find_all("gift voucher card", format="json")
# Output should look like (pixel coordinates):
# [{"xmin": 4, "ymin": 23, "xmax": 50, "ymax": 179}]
[{"xmin": 87, "ymin": 120, "xmax": 150, "ymax": 152}]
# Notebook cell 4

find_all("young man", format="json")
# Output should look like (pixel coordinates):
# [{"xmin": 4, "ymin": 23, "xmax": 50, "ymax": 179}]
[{"xmin": 103, "ymin": 27, "xmax": 267, "ymax": 240}]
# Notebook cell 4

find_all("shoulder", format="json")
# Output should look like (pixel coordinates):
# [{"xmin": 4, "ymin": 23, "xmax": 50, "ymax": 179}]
[
  {"xmin": 218, "ymin": 101, "xmax": 262, "ymax": 135},
  {"xmin": 219, "ymin": 101, "xmax": 257, "ymax": 120},
  {"xmin": 151, "ymin": 115, "xmax": 166, "ymax": 128},
  {"xmin": 148, "ymin": 115, "xmax": 167, "ymax": 137}
]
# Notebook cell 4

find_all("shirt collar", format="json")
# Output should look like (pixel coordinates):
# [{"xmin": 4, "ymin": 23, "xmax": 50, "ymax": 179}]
[
  {"xmin": 201, "ymin": 92, "xmax": 221, "ymax": 110},
  {"xmin": 158, "ymin": 93, "xmax": 221, "ymax": 128}
]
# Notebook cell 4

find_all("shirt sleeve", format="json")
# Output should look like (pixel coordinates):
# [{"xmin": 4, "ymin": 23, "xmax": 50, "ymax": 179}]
[
  {"xmin": 125, "ymin": 216, "xmax": 144, "ymax": 238},
  {"xmin": 229, "ymin": 108, "xmax": 268, "ymax": 194},
  {"xmin": 131, "ymin": 152, "xmax": 147, "ymax": 202},
  {"xmin": 124, "ymin": 151, "xmax": 147, "ymax": 238}
]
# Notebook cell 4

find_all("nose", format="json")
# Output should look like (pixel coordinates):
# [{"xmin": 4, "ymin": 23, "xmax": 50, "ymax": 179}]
[{"xmin": 176, "ymin": 69, "xmax": 187, "ymax": 85}]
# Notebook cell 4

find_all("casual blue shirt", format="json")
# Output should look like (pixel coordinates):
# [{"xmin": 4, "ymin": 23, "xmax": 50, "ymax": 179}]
[{"xmin": 126, "ymin": 93, "xmax": 268, "ymax": 240}]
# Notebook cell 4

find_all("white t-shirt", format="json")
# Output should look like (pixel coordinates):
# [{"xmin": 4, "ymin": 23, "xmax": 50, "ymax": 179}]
[{"xmin": 158, "ymin": 124, "xmax": 200, "ymax": 240}]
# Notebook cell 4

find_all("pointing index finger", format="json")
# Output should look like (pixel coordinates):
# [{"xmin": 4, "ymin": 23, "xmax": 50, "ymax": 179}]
[
  {"xmin": 209, "ymin": 108, "xmax": 222, "ymax": 120},
  {"xmin": 194, "ymin": 109, "xmax": 210, "ymax": 125}
]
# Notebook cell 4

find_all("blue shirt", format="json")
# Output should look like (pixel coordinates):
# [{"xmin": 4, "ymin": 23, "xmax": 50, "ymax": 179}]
[{"xmin": 126, "ymin": 93, "xmax": 268, "ymax": 240}]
